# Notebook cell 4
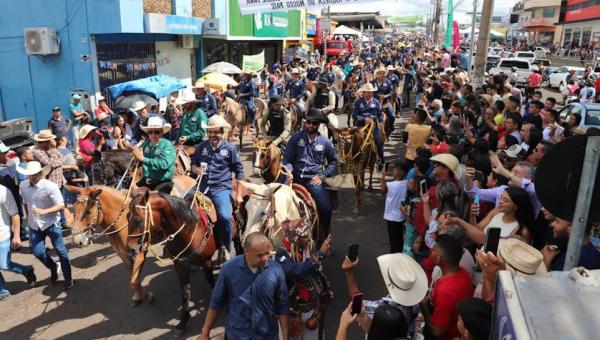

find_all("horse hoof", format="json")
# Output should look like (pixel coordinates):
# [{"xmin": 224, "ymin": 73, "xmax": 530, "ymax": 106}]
[
  {"xmin": 131, "ymin": 299, "xmax": 143, "ymax": 307},
  {"xmin": 144, "ymin": 292, "xmax": 155, "ymax": 304}
]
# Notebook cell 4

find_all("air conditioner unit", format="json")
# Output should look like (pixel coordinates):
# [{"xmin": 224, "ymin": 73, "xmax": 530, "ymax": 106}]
[
  {"xmin": 176, "ymin": 35, "xmax": 194, "ymax": 49},
  {"xmin": 24, "ymin": 27, "xmax": 60, "ymax": 55}
]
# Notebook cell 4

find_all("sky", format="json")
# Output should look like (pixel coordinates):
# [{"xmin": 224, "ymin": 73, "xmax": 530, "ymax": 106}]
[{"xmin": 329, "ymin": 0, "xmax": 519, "ymax": 17}]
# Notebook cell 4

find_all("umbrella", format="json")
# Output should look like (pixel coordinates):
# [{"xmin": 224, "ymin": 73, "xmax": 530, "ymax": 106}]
[
  {"xmin": 285, "ymin": 46, "xmax": 309, "ymax": 62},
  {"xmin": 202, "ymin": 62, "xmax": 242, "ymax": 74},
  {"xmin": 198, "ymin": 72, "xmax": 238, "ymax": 91},
  {"xmin": 114, "ymin": 94, "xmax": 159, "ymax": 110}
]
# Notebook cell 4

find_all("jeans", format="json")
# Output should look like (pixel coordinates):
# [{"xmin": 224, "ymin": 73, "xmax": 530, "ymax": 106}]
[
  {"xmin": 383, "ymin": 107, "xmax": 395, "ymax": 136},
  {"xmin": 403, "ymin": 221, "xmax": 419, "ymax": 259},
  {"xmin": 386, "ymin": 220, "xmax": 405, "ymax": 254},
  {"xmin": 0, "ymin": 238, "xmax": 33, "ymax": 290},
  {"xmin": 298, "ymin": 181, "xmax": 332, "ymax": 239},
  {"xmin": 29, "ymin": 223, "xmax": 72, "ymax": 282},
  {"xmin": 245, "ymin": 100, "xmax": 255, "ymax": 124},
  {"xmin": 210, "ymin": 190, "xmax": 233, "ymax": 251},
  {"xmin": 415, "ymin": 93, "xmax": 422, "ymax": 108},
  {"xmin": 373, "ymin": 125, "xmax": 385, "ymax": 162}
]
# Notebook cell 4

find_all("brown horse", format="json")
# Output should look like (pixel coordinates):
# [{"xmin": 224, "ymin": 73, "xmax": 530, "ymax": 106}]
[
  {"xmin": 221, "ymin": 97, "xmax": 267, "ymax": 147},
  {"xmin": 252, "ymin": 137, "xmax": 292, "ymax": 184},
  {"xmin": 127, "ymin": 190, "xmax": 217, "ymax": 333},
  {"xmin": 337, "ymin": 120, "xmax": 383, "ymax": 216}
]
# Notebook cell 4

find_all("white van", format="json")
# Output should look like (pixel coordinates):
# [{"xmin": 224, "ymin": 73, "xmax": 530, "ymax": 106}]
[
  {"xmin": 488, "ymin": 58, "xmax": 534, "ymax": 86},
  {"xmin": 515, "ymin": 51, "xmax": 536, "ymax": 62}
]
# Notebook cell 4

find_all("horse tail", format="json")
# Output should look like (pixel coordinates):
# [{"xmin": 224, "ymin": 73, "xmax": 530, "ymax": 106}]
[{"xmin": 159, "ymin": 193, "xmax": 200, "ymax": 228}]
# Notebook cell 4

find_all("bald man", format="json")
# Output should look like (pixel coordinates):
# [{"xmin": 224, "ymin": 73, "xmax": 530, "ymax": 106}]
[{"xmin": 199, "ymin": 232, "xmax": 289, "ymax": 340}]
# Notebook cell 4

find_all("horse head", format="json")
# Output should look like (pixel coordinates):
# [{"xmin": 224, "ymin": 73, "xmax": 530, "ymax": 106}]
[
  {"xmin": 65, "ymin": 185, "xmax": 104, "ymax": 246},
  {"xmin": 128, "ymin": 188, "xmax": 151, "ymax": 235},
  {"xmin": 252, "ymin": 137, "xmax": 276, "ymax": 177}
]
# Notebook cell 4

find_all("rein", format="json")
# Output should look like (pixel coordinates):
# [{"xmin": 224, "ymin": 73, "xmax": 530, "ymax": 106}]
[{"xmin": 253, "ymin": 143, "xmax": 291, "ymax": 183}]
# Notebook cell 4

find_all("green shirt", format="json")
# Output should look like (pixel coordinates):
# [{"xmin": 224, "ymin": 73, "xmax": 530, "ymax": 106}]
[
  {"xmin": 69, "ymin": 103, "xmax": 86, "ymax": 127},
  {"xmin": 178, "ymin": 108, "xmax": 208, "ymax": 143},
  {"xmin": 141, "ymin": 138, "xmax": 175, "ymax": 181}
]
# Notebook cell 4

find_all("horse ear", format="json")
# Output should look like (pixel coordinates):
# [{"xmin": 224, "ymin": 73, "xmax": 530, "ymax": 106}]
[
  {"xmin": 90, "ymin": 188, "xmax": 103, "ymax": 199},
  {"xmin": 64, "ymin": 184, "xmax": 84, "ymax": 195}
]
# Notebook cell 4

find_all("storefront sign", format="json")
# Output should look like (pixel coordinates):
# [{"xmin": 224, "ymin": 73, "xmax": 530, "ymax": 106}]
[
  {"xmin": 144, "ymin": 13, "xmax": 202, "ymax": 35},
  {"xmin": 306, "ymin": 14, "xmax": 316, "ymax": 35},
  {"xmin": 254, "ymin": 12, "xmax": 289, "ymax": 37},
  {"xmin": 203, "ymin": 18, "xmax": 221, "ymax": 35},
  {"xmin": 242, "ymin": 50, "xmax": 265, "ymax": 72},
  {"xmin": 238, "ymin": 0, "xmax": 384, "ymax": 15}
]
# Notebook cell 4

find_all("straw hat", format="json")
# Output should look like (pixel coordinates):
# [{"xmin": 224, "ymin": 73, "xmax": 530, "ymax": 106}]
[
  {"xmin": 430, "ymin": 153, "xmax": 463, "ymax": 180},
  {"xmin": 129, "ymin": 100, "xmax": 147, "ymax": 112},
  {"xmin": 386, "ymin": 65, "xmax": 395, "ymax": 71},
  {"xmin": 375, "ymin": 66, "xmax": 387, "ymax": 74},
  {"xmin": 357, "ymin": 83, "xmax": 378, "ymax": 93},
  {"xmin": 78, "ymin": 124, "xmax": 98, "ymax": 139},
  {"xmin": 16, "ymin": 161, "xmax": 49, "ymax": 177},
  {"xmin": 498, "ymin": 238, "xmax": 547, "ymax": 276},
  {"xmin": 377, "ymin": 253, "xmax": 428, "ymax": 306},
  {"xmin": 34, "ymin": 129, "xmax": 56, "ymax": 142},
  {"xmin": 242, "ymin": 69, "xmax": 252, "ymax": 75},
  {"xmin": 207, "ymin": 115, "xmax": 231, "ymax": 130},
  {"xmin": 141, "ymin": 116, "xmax": 172, "ymax": 133},
  {"xmin": 193, "ymin": 80, "xmax": 206, "ymax": 89}
]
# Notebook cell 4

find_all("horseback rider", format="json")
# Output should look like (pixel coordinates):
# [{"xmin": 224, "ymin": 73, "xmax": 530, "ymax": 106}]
[
  {"xmin": 307, "ymin": 76, "xmax": 339, "ymax": 142},
  {"xmin": 372, "ymin": 66, "xmax": 396, "ymax": 135},
  {"xmin": 191, "ymin": 115, "xmax": 244, "ymax": 259},
  {"xmin": 286, "ymin": 68, "xmax": 307, "ymax": 115},
  {"xmin": 283, "ymin": 109, "xmax": 338, "ymax": 238},
  {"xmin": 237, "ymin": 70, "xmax": 257, "ymax": 126},
  {"xmin": 259, "ymin": 94, "xmax": 292, "ymax": 147},
  {"xmin": 177, "ymin": 92, "xmax": 208, "ymax": 147},
  {"xmin": 352, "ymin": 83, "xmax": 386, "ymax": 171},
  {"xmin": 194, "ymin": 81, "xmax": 218, "ymax": 118},
  {"xmin": 132, "ymin": 117, "xmax": 176, "ymax": 193}
]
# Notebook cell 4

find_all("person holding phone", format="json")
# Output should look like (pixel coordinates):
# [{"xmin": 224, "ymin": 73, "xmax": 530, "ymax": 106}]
[{"xmin": 381, "ymin": 160, "xmax": 409, "ymax": 253}]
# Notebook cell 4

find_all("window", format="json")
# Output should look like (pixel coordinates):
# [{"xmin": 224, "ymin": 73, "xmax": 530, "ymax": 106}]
[
  {"xmin": 582, "ymin": 27, "xmax": 592, "ymax": 47},
  {"xmin": 572, "ymin": 29, "xmax": 581, "ymax": 47},
  {"xmin": 499, "ymin": 60, "xmax": 529, "ymax": 69},
  {"xmin": 585, "ymin": 110, "xmax": 600, "ymax": 126},
  {"xmin": 543, "ymin": 8, "xmax": 555, "ymax": 18},
  {"xmin": 564, "ymin": 28, "xmax": 572, "ymax": 47}
]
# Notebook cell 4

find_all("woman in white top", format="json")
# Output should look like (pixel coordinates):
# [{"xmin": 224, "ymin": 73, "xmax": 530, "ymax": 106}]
[{"xmin": 448, "ymin": 187, "xmax": 534, "ymax": 245}]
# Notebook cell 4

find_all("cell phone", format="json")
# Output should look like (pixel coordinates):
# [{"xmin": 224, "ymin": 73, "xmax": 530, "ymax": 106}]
[
  {"xmin": 420, "ymin": 179, "xmax": 427, "ymax": 196},
  {"xmin": 348, "ymin": 243, "xmax": 359, "ymax": 262},
  {"xmin": 401, "ymin": 131, "xmax": 409, "ymax": 143},
  {"xmin": 384, "ymin": 161, "xmax": 389, "ymax": 172},
  {"xmin": 351, "ymin": 293, "xmax": 364, "ymax": 315},
  {"xmin": 474, "ymin": 194, "xmax": 480, "ymax": 217},
  {"xmin": 484, "ymin": 227, "xmax": 501, "ymax": 255}
]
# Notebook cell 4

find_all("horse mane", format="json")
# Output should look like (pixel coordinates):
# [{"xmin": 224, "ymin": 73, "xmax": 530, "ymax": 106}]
[
  {"xmin": 158, "ymin": 193, "xmax": 199, "ymax": 228},
  {"xmin": 94, "ymin": 185, "xmax": 127, "ymax": 198}
]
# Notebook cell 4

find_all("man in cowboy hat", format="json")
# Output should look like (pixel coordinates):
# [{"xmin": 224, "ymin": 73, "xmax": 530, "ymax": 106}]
[
  {"xmin": 132, "ymin": 117, "xmax": 176, "ymax": 193},
  {"xmin": 306, "ymin": 61, "xmax": 321, "ymax": 82},
  {"xmin": 191, "ymin": 115, "xmax": 244, "ymax": 258},
  {"xmin": 307, "ymin": 75, "xmax": 339, "ymax": 141},
  {"xmin": 129, "ymin": 100, "xmax": 149, "ymax": 144},
  {"xmin": 194, "ymin": 81, "xmax": 218, "ymax": 118},
  {"xmin": 372, "ymin": 66, "xmax": 396, "ymax": 135},
  {"xmin": 177, "ymin": 92, "xmax": 208, "ymax": 147},
  {"xmin": 32, "ymin": 130, "xmax": 65, "ymax": 187},
  {"xmin": 285, "ymin": 68, "xmax": 307, "ymax": 114},
  {"xmin": 19, "ymin": 161, "xmax": 73, "ymax": 290},
  {"xmin": 69, "ymin": 94, "xmax": 89, "ymax": 152},
  {"xmin": 237, "ymin": 70, "xmax": 257, "ymax": 126},
  {"xmin": 284, "ymin": 108, "xmax": 338, "ymax": 238},
  {"xmin": 259, "ymin": 95, "xmax": 291, "ymax": 147},
  {"xmin": 352, "ymin": 83, "xmax": 386, "ymax": 171}
]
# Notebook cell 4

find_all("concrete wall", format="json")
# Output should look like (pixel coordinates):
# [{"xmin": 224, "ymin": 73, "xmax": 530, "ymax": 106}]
[{"xmin": 156, "ymin": 41, "xmax": 193, "ymax": 88}]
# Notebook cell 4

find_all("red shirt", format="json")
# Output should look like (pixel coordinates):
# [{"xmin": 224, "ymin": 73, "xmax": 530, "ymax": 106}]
[
  {"xmin": 430, "ymin": 268, "xmax": 474, "ymax": 340},
  {"xmin": 431, "ymin": 143, "xmax": 449, "ymax": 155},
  {"xmin": 79, "ymin": 138, "xmax": 95, "ymax": 166},
  {"xmin": 595, "ymin": 77, "xmax": 600, "ymax": 93},
  {"xmin": 527, "ymin": 73, "xmax": 541, "ymax": 88}
]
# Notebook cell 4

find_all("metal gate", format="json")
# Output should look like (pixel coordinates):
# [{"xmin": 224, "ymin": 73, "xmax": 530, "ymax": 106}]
[{"xmin": 96, "ymin": 42, "xmax": 157, "ymax": 108}]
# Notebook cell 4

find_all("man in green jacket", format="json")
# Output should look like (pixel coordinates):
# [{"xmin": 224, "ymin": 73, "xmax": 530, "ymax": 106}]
[
  {"xmin": 178, "ymin": 92, "xmax": 208, "ymax": 146},
  {"xmin": 132, "ymin": 116, "xmax": 176, "ymax": 193}
]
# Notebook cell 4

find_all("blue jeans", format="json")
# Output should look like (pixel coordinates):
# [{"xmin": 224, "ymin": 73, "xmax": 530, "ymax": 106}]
[
  {"xmin": 383, "ymin": 107, "xmax": 395, "ymax": 135},
  {"xmin": 245, "ymin": 100, "xmax": 255, "ymax": 124},
  {"xmin": 210, "ymin": 190, "xmax": 233, "ymax": 251},
  {"xmin": 29, "ymin": 223, "xmax": 71, "ymax": 282},
  {"xmin": 298, "ymin": 180, "xmax": 332, "ymax": 238},
  {"xmin": 373, "ymin": 125, "xmax": 385, "ymax": 162},
  {"xmin": 0, "ymin": 238, "xmax": 33, "ymax": 290}
]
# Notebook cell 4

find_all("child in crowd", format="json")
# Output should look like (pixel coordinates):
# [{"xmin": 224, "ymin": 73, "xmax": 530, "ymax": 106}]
[
  {"xmin": 401, "ymin": 175, "xmax": 426, "ymax": 260},
  {"xmin": 381, "ymin": 160, "xmax": 409, "ymax": 253}
]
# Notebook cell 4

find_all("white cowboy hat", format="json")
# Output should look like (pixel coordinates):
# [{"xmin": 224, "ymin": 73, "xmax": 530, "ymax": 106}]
[
  {"xmin": 129, "ymin": 100, "xmax": 147, "ymax": 113},
  {"xmin": 242, "ymin": 69, "xmax": 252, "ymax": 75},
  {"xmin": 499, "ymin": 238, "xmax": 547, "ymax": 276},
  {"xmin": 78, "ymin": 124, "xmax": 98, "ymax": 139},
  {"xmin": 34, "ymin": 129, "xmax": 56, "ymax": 142},
  {"xmin": 193, "ymin": 81, "xmax": 206, "ymax": 89},
  {"xmin": 430, "ymin": 153, "xmax": 463, "ymax": 180},
  {"xmin": 97, "ymin": 95, "xmax": 106, "ymax": 101},
  {"xmin": 375, "ymin": 66, "xmax": 387, "ymax": 74},
  {"xmin": 357, "ymin": 83, "xmax": 378, "ymax": 93},
  {"xmin": 177, "ymin": 92, "xmax": 199, "ymax": 105},
  {"xmin": 377, "ymin": 253, "xmax": 428, "ymax": 306},
  {"xmin": 207, "ymin": 115, "xmax": 231, "ymax": 130},
  {"xmin": 141, "ymin": 116, "xmax": 172, "ymax": 133},
  {"xmin": 16, "ymin": 161, "xmax": 49, "ymax": 177},
  {"xmin": 0, "ymin": 141, "xmax": 10, "ymax": 153},
  {"xmin": 72, "ymin": 94, "xmax": 81, "ymax": 100}
]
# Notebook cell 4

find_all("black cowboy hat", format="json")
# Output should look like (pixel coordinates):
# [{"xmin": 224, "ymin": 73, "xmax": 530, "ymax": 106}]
[
  {"xmin": 318, "ymin": 76, "xmax": 330, "ymax": 85},
  {"xmin": 269, "ymin": 95, "xmax": 284, "ymax": 106},
  {"xmin": 305, "ymin": 108, "xmax": 327, "ymax": 123}
]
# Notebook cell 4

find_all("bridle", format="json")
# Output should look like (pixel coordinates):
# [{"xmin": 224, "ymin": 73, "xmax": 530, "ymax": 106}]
[
  {"xmin": 253, "ymin": 142, "xmax": 291, "ymax": 183},
  {"xmin": 72, "ymin": 195, "xmax": 130, "ymax": 239}
]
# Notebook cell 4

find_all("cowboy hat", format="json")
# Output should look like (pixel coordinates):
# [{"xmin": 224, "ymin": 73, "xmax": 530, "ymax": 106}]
[
  {"xmin": 207, "ymin": 114, "xmax": 231, "ymax": 130},
  {"xmin": 34, "ymin": 129, "xmax": 56, "ymax": 142},
  {"xmin": 16, "ymin": 161, "xmax": 50, "ymax": 177},
  {"xmin": 78, "ymin": 124, "xmax": 98, "ymax": 139},
  {"xmin": 141, "ymin": 116, "xmax": 172, "ymax": 133},
  {"xmin": 357, "ymin": 83, "xmax": 378, "ymax": 93},
  {"xmin": 430, "ymin": 153, "xmax": 463, "ymax": 180},
  {"xmin": 318, "ymin": 76, "xmax": 330, "ymax": 85},
  {"xmin": 305, "ymin": 108, "xmax": 327, "ymax": 123},
  {"xmin": 375, "ymin": 66, "xmax": 387, "ymax": 74},
  {"xmin": 71, "ymin": 94, "xmax": 81, "ymax": 100},
  {"xmin": 498, "ymin": 238, "xmax": 547, "ymax": 276},
  {"xmin": 502, "ymin": 144, "xmax": 527, "ymax": 160},
  {"xmin": 129, "ymin": 100, "xmax": 147, "ymax": 112},
  {"xmin": 386, "ymin": 65, "xmax": 395, "ymax": 71},
  {"xmin": 193, "ymin": 80, "xmax": 206, "ymax": 89},
  {"xmin": 178, "ymin": 92, "xmax": 199, "ymax": 105},
  {"xmin": 377, "ymin": 253, "xmax": 428, "ymax": 306}
]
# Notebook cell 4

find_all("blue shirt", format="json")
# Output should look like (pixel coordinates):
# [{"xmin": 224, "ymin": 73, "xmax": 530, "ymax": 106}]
[
  {"xmin": 387, "ymin": 73, "xmax": 400, "ymax": 89},
  {"xmin": 238, "ymin": 79, "xmax": 256, "ymax": 101},
  {"xmin": 210, "ymin": 255, "xmax": 289, "ymax": 340},
  {"xmin": 191, "ymin": 140, "xmax": 244, "ymax": 195},
  {"xmin": 352, "ymin": 97, "xmax": 384, "ymax": 127},
  {"xmin": 284, "ymin": 131, "xmax": 338, "ymax": 181},
  {"xmin": 372, "ymin": 79, "xmax": 394, "ymax": 104},
  {"xmin": 196, "ymin": 92, "xmax": 218, "ymax": 117},
  {"xmin": 286, "ymin": 78, "xmax": 307, "ymax": 101}
]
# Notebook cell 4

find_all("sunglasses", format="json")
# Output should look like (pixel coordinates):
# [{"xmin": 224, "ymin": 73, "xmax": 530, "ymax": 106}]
[{"xmin": 147, "ymin": 130, "xmax": 163, "ymax": 135}]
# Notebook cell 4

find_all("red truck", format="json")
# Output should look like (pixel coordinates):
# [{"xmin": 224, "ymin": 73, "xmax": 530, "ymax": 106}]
[{"xmin": 325, "ymin": 39, "xmax": 354, "ymax": 57}]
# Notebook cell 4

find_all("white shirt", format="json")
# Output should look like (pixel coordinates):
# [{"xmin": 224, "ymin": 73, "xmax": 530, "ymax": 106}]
[
  {"xmin": 383, "ymin": 180, "xmax": 407, "ymax": 222},
  {"xmin": 580, "ymin": 87, "xmax": 595, "ymax": 103},
  {"xmin": 20, "ymin": 179, "xmax": 64, "ymax": 231},
  {"xmin": 483, "ymin": 212, "xmax": 519, "ymax": 238},
  {"xmin": 0, "ymin": 185, "xmax": 18, "ymax": 242}
]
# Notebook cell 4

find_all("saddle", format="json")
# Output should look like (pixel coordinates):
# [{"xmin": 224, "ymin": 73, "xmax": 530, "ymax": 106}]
[{"xmin": 192, "ymin": 192, "xmax": 218, "ymax": 225}]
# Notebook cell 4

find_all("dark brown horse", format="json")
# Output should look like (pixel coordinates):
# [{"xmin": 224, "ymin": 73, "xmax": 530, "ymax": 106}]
[
  {"xmin": 252, "ymin": 137, "xmax": 292, "ymax": 184},
  {"xmin": 127, "ymin": 190, "xmax": 217, "ymax": 334}
]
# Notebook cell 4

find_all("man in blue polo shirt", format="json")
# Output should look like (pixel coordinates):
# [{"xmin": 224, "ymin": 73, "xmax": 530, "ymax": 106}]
[
  {"xmin": 284, "ymin": 108, "xmax": 338, "ymax": 238},
  {"xmin": 194, "ymin": 82, "xmax": 218, "ymax": 118},
  {"xmin": 191, "ymin": 115, "xmax": 244, "ymax": 258}
]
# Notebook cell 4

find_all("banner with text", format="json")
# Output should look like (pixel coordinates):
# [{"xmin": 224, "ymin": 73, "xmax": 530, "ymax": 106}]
[
  {"xmin": 242, "ymin": 50, "xmax": 265, "ymax": 72},
  {"xmin": 238, "ymin": 0, "xmax": 384, "ymax": 15}
]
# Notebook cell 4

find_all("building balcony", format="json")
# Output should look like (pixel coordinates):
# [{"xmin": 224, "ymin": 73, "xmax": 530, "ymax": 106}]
[{"xmin": 522, "ymin": 17, "xmax": 555, "ymax": 27}]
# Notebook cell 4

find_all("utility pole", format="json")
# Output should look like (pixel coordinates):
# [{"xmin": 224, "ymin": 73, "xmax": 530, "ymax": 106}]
[
  {"xmin": 468, "ymin": 0, "xmax": 479, "ymax": 79},
  {"xmin": 472, "ymin": 0, "xmax": 494, "ymax": 89},
  {"xmin": 433, "ymin": 0, "xmax": 442, "ymax": 47}
]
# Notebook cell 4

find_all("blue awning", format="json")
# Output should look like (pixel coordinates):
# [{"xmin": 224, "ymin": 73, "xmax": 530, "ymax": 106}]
[{"xmin": 107, "ymin": 75, "xmax": 187, "ymax": 99}]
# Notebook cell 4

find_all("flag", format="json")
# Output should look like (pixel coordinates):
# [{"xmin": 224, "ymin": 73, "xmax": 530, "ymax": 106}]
[
  {"xmin": 453, "ymin": 21, "xmax": 460, "ymax": 53},
  {"xmin": 444, "ymin": 0, "xmax": 454, "ymax": 50}
]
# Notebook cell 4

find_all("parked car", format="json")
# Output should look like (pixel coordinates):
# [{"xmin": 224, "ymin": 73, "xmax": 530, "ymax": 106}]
[
  {"xmin": 515, "ymin": 51, "xmax": 536, "ymax": 62},
  {"xmin": 489, "ymin": 58, "xmax": 534, "ymax": 87},
  {"xmin": 548, "ymin": 66, "xmax": 585, "ymax": 89},
  {"xmin": 486, "ymin": 55, "xmax": 501, "ymax": 71},
  {"xmin": 534, "ymin": 47, "xmax": 550, "ymax": 58},
  {"xmin": 559, "ymin": 102, "xmax": 600, "ymax": 133},
  {"xmin": 0, "ymin": 117, "xmax": 35, "ymax": 161},
  {"xmin": 532, "ymin": 59, "xmax": 551, "ymax": 67}
]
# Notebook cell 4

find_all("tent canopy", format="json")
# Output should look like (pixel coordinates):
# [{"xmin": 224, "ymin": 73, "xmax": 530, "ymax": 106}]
[
  {"xmin": 107, "ymin": 75, "xmax": 187, "ymax": 99},
  {"xmin": 333, "ymin": 25, "xmax": 362, "ymax": 36}
]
